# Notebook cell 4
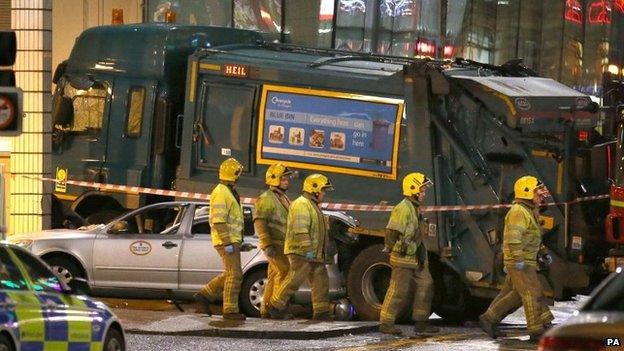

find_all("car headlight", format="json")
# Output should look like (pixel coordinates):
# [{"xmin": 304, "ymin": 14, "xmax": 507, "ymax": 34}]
[{"xmin": 12, "ymin": 239, "xmax": 33, "ymax": 249}]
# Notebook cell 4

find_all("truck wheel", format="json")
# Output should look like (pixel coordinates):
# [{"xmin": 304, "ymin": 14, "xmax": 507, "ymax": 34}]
[
  {"xmin": 86, "ymin": 210, "xmax": 123, "ymax": 225},
  {"xmin": 347, "ymin": 244, "xmax": 411, "ymax": 321},
  {"xmin": 239, "ymin": 269, "xmax": 266, "ymax": 318},
  {"xmin": 430, "ymin": 258, "xmax": 489, "ymax": 323}
]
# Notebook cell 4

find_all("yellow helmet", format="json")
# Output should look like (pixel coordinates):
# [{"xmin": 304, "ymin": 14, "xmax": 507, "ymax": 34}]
[
  {"xmin": 219, "ymin": 158, "xmax": 243, "ymax": 182},
  {"xmin": 303, "ymin": 174, "xmax": 333, "ymax": 194},
  {"xmin": 402, "ymin": 172, "xmax": 432, "ymax": 197},
  {"xmin": 265, "ymin": 163, "xmax": 293, "ymax": 186},
  {"xmin": 514, "ymin": 175, "xmax": 544, "ymax": 200}
]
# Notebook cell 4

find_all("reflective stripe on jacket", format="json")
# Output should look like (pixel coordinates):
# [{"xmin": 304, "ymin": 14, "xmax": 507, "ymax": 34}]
[
  {"xmin": 253, "ymin": 188, "xmax": 289, "ymax": 248},
  {"xmin": 284, "ymin": 194, "xmax": 329, "ymax": 262},
  {"xmin": 503, "ymin": 200, "xmax": 542, "ymax": 266},
  {"xmin": 209, "ymin": 183, "xmax": 244, "ymax": 246}
]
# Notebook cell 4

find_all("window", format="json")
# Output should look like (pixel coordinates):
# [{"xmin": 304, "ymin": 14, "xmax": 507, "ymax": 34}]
[
  {"xmin": 126, "ymin": 87, "xmax": 145, "ymax": 138},
  {"xmin": 234, "ymin": 0, "xmax": 282, "ymax": 35},
  {"xmin": 111, "ymin": 205, "xmax": 185, "ymax": 235},
  {"xmin": 61, "ymin": 82, "xmax": 108, "ymax": 135},
  {"xmin": 149, "ymin": 0, "xmax": 232, "ymax": 26},
  {"xmin": 0, "ymin": 248, "xmax": 28, "ymax": 291},
  {"xmin": 197, "ymin": 83, "xmax": 255, "ymax": 170},
  {"xmin": 191, "ymin": 220, "xmax": 211, "ymax": 235},
  {"xmin": 11, "ymin": 249, "xmax": 63, "ymax": 293}
]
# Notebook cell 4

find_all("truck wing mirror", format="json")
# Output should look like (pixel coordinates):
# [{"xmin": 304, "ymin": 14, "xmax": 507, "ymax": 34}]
[
  {"xmin": 52, "ymin": 61, "xmax": 67, "ymax": 84},
  {"xmin": 52, "ymin": 93, "xmax": 74, "ymax": 126}
]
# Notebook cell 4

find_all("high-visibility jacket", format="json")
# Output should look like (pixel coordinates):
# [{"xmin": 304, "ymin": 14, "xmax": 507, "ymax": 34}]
[
  {"xmin": 209, "ymin": 183, "xmax": 244, "ymax": 246},
  {"xmin": 284, "ymin": 194, "xmax": 329, "ymax": 262},
  {"xmin": 386, "ymin": 198, "xmax": 426, "ymax": 268},
  {"xmin": 502, "ymin": 200, "xmax": 542, "ymax": 267},
  {"xmin": 253, "ymin": 187, "xmax": 289, "ymax": 249}
]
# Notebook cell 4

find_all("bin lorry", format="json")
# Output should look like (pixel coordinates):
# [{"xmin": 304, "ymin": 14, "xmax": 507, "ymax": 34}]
[{"xmin": 51, "ymin": 23, "xmax": 614, "ymax": 321}]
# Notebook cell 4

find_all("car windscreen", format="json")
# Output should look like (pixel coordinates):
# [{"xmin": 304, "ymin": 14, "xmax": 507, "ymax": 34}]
[{"xmin": 582, "ymin": 272, "xmax": 624, "ymax": 312}]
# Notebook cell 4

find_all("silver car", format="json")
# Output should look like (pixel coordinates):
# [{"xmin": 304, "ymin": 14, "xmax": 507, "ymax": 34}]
[
  {"xmin": 9, "ymin": 201, "xmax": 355, "ymax": 317},
  {"xmin": 539, "ymin": 267, "xmax": 624, "ymax": 350}
]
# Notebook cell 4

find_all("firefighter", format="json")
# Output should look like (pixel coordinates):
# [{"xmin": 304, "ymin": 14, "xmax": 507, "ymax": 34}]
[
  {"xmin": 194, "ymin": 157, "xmax": 246, "ymax": 320},
  {"xmin": 379, "ymin": 172, "xmax": 438, "ymax": 336},
  {"xmin": 268, "ymin": 173, "xmax": 333, "ymax": 320},
  {"xmin": 253, "ymin": 163, "xmax": 293, "ymax": 318},
  {"xmin": 479, "ymin": 175, "xmax": 552, "ymax": 342}
]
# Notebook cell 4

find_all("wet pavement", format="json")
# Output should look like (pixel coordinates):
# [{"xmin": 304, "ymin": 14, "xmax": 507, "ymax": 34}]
[{"xmin": 103, "ymin": 296, "xmax": 587, "ymax": 350}]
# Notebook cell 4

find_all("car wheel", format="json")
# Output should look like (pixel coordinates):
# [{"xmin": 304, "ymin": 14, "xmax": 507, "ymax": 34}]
[
  {"xmin": 103, "ymin": 328, "xmax": 124, "ymax": 351},
  {"xmin": 239, "ymin": 269, "xmax": 267, "ymax": 317},
  {"xmin": 45, "ymin": 256, "xmax": 84, "ymax": 285},
  {"xmin": 0, "ymin": 333, "xmax": 14, "ymax": 351}
]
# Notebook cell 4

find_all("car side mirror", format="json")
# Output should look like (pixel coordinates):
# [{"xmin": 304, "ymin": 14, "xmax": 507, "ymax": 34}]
[
  {"xmin": 66, "ymin": 277, "xmax": 91, "ymax": 295},
  {"xmin": 109, "ymin": 220, "xmax": 129, "ymax": 234}
]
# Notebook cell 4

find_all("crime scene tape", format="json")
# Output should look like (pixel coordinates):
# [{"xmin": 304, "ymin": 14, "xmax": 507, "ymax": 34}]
[{"xmin": 28, "ymin": 175, "xmax": 609, "ymax": 213}]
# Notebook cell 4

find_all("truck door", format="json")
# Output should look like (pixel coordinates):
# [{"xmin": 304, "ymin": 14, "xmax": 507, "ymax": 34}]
[
  {"xmin": 194, "ymin": 81, "xmax": 256, "ymax": 171},
  {"xmin": 101, "ymin": 79, "xmax": 155, "ymax": 188},
  {"xmin": 52, "ymin": 79, "xmax": 111, "ymax": 185}
]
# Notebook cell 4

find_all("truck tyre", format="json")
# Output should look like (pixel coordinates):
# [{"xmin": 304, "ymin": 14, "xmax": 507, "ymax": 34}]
[
  {"xmin": 430, "ymin": 258, "xmax": 489, "ymax": 323},
  {"xmin": 347, "ymin": 244, "xmax": 411, "ymax": 321},
  {"xmin": 45, "ymin": 256, "xmax": 85, "ymax": 285},
  {"xmin": 86, "ymin": 210, "xmax": 123, "ymax": 225},
  {"xmin": 239, "ymin": 269, "xmax": 266, "ymax": 318}
]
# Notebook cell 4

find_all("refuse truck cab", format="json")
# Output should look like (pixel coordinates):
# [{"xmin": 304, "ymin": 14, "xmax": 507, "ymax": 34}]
[
  {"xmin": 175, "ymin": 43, "xmax": 612, "ymax": 320},
  {"xmin": 50, "ymin": 24, "xmax": 262, "ymax": 226}
]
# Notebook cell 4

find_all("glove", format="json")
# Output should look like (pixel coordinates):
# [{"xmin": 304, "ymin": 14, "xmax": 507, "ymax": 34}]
[
  {"xmin": 263, "ymin": 246, "xmax": 276, "ymax": 257},
  {"xmin": 514, "ymin": 260, "xmax": 526, "ymax": 270},
  {"xmin": 305, "ymin": 251, "xmax": 315, "ymax": 261},
  {"xmin": 224, "ymin": 244, "xmax": 235, "ymax": 254}
]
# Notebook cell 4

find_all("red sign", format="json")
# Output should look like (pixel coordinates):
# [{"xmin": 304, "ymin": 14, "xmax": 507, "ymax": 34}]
[
  {"xmin": 223, "ymin": 64, "xmax": 249, "ymax": 78},
  {"xmin": 565, "ymin": 0, "xmax": 583, "ymax": 24},
  {"xmin": 616, "ymin": 0, "xmax": 624, "ymax": 13},
  {"xmin": 588, "ymin": 0, "xmax": 611, "ymax": 24}
]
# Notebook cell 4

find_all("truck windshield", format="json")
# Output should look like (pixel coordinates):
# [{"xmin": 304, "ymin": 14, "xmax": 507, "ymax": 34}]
[{"xmin": 58, "ymin": 81, "xmax": 109, "ymax": 135}]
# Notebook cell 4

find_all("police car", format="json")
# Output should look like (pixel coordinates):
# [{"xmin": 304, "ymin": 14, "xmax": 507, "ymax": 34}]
[{"xmin": 0, "ymin": 242, "xmax": 125, "ymax": 351}]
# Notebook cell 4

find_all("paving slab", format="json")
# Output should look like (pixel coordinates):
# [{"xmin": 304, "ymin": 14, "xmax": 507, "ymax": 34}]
[{"xmin": 114, "ymin": 309, "xmax": 379, "ymax": 339}]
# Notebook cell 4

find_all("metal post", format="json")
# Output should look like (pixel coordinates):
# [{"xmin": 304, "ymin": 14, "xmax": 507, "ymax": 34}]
[{"xmin": 0, "ymin": 164, "xmax": 5, "ymax": 240}]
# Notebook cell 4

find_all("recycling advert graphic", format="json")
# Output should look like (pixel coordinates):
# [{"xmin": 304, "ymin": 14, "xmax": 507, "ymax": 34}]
[{"xmin": 257, "ymin": 85, "xmax": 404, "ymax": 179}]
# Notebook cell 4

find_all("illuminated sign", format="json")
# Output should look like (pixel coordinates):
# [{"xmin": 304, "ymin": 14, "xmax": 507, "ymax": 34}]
[
  {"xmin": 588, "ymin": 0, "xmax": 611, "ymax": 24},
  {"xmin": 257, "ymin": 85, "xmax": 404, "ymax": 180},
  {"xmin": 616, "ymin": 0, "xmax": 624, "ymax": 13},
  {"xmin": 565, "ymin": 0, "xmax": 582, "ymax": 24},
  {"xmin": 223, "ymin": 64, "xmax": 249, "ymax": 78}
]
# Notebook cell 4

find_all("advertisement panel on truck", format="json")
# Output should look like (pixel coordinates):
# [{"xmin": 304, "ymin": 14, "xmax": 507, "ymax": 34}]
[{"xmin": 256, "ymin": 84, "xmax": 404, "ymax": 180}]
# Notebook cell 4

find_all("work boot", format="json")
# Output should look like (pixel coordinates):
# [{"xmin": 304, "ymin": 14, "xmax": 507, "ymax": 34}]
[
  {"xmin": 479, "ymin": 315, "xmax": 506, "ymax": 339},
  {"xmin": 312, "ymin": 312, "xmax": 333, "ymax": 321},
  {"xmin": 379, "ymin": 324, "xmax": 403, "ymax": 336},
  {"xmin": 193, "ymin": 293, "xmax": 212, "ymax": 316},
  {"xmin": 413, "ymin": 321, "xmax": 439, "ymax": 335},
  {"xmin": 268, "ymin": 306, "xmax": 288, "ymax": 320},
  {"xmin": 223, "ymin": 312, "xmax": 247, "ymax": 321}
]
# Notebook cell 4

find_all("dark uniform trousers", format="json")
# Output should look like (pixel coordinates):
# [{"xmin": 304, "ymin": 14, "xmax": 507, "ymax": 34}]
[
  {"xmin": 199, "ymin": 244, "xmax": 243, "ymax": 314},
  {"xmin": 380, "ymin": 262, "xmax": 434, "ymax": 325},
  {"xmin": 271, "ymin": 254, "xmax": 330, "ymax": 315},
  {"xmin": 482, "ymin": 265, "xmax": 552, "ymax": 333},
  {"xmin": 261, "ymin": 245, "xmax": 290, "ymax": 316}
]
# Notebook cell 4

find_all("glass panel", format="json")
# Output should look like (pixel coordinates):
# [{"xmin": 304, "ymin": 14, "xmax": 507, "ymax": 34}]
[
  {"xmin": 335, "ymin": 0, "xmax": 367, "ymax": 51},
  {"xmin": 191, "ymin": 220, "xmax": 211, "ymax": 235},
  {"xmin": 11, "ymin": 249, "xmax": 63, "ymax": 293},
  {"xmin": 197, "ymin": 83, "xmax": 255, "ymax": 170},
  {"xmin": 148, "ymin": 0, "xmax": 233, "ymax": 26},
  {"xmin": 0, "ymin": 248, "xmax": 28, "ymax": 291},
  {"xmin": 126, "ymin": 87, "xmax": 145, "ymax": 138},
  {"xmin": 234, "ymin": 0, "xmax": 282, "ymax": 34},
  {"xmin": 284, "ymin": 0, "xmax": 333, "ymax": 48},
  {"xmin": 62, "ymin": 82, "xmax": 108, "ymax": 135}
]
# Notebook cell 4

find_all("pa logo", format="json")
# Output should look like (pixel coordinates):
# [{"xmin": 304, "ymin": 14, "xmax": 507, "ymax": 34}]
[{"xmin": 606, "ymin": 337, "xmax": 621, "ymax": 346}]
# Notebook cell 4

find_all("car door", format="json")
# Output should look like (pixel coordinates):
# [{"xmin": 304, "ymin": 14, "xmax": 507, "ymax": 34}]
[
  {"xmin": 178, "ymin": 205, "xmax": 260, "ymax": 291},
  {"xmin": 92, "ymin": 203, "xmax": 186, "ymax": 289},
  {"xmin": 9, "ymin": 247, "xmax": 94, "ymax": 346}
]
